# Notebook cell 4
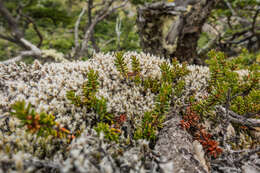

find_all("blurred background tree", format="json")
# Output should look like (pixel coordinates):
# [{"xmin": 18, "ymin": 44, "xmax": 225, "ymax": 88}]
[{"xmin": 0, "ymin": 0, "xmax": 259, "ymax": 64}]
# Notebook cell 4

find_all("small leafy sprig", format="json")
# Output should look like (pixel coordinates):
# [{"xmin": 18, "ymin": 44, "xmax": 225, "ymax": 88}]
[
  {"xmin": 66, "ymin": 68, "xmax": 113, "ymax": 122},
  {"xmin": 66, "ymin": 69, "xmax": 118, "ymax": 141},
  {"xmin": 83, "ymin": 68, "xmax": 99, "ymax": 98},
  {"xmin": 94, "ymin": 122, "xmax": 120, "ymax": 142},
  {"xmin": 114, "ymin": 52, "xmax": 128, "ymax": 78},
  {"xmin": 11, "ymin": 100, "xmax": 74, "ymax": 139},
  {"xmin": 129, "ymin": 55, "xmax": 141, "ymax": 84}
]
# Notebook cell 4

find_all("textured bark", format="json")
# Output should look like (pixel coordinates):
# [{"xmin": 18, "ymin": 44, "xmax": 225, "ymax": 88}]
[
  {"xmin": 174, "ymin": 0, "xmax": 220, "ymax": 64},
  {"xmin": 136, "ymin": 2, "xmax": 183, "ymax": 59},
  {"xmin": 155, "ymin": 108, "xmax": 208, "ymax": 173},
  {"xmin": 136, "ymin": 0, "xmax": 220, "ymax": 64}
]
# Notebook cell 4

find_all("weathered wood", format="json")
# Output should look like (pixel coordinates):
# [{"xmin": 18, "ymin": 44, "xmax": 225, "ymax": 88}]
[
  {"xmin": 136, "ymin": 0, "xmax": 220, "ymax": 64},
  {"xmin": 174, "ymin": 0, "xmax": 220, "ymax": 64},
  {"xmin": 155, "ymin": 108, "xmax": 209, "ymax": 173}
]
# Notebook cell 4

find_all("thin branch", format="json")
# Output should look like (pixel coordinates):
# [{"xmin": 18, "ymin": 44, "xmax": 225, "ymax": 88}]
[
  {"xmin": 0, "ymin": 159, "xmax": 61, "ymax": 172},
  {"xmin": 92, "ymin": 0, "xmax": 106, "ymax": 9},
  {"xmin": 101, "ymin": 38, "xmax": 115, "ymax": 47},
  {"xmin": 0, "ymin": 0, "xmax": 24, "ymax": 41},
  {"xmin": 166, "ymin": 17, "xmax": 183, "ymax": 45},
  {"xmin": 224, "ymin": 0, "xmax": 237, "ymax": 16},
  {"xmin": 0, "ymin": 50, "xmax": 38, "ymax": 65},
  {"xmin": 0, "ymin": 33, "xmax": 17, "ymax": 43},
  {"xmin": 75, "ymin": 6, "xmax": 86, "ymax": 49},
  {"xmin": 0, "ymin": 38, "xmax": 41, "ymax": 65},
  {"xmin": 86, "ymin": 0, "xmax": 100, "ymax": 53},
  {"xmin": 115, "ymin": 16, "xmax": 122, "ymax": 50},
  {"xmin": 221, "ymin": 88, "xmax": 231, "ymax": 150},
  {"xmin": 24, "ymin": 160, "xmax": 61, "ymax": 170},
  {"xmin": 77, "ymin": 0, "xmax": 128, "ymax": 58},
  {"xmin": 251, "ymin": 8, "xmax": 260, "ymax": 34},
  {"xmin": 216, "ymin": 106, "xmax": 260, "ymax": 127},
  {"xmin": 22, "ymin": 14, "xmax": 44, "ymax": 47},
  {"xmin": 234, "ymin": 147, "xmax": 260, "ymax": 163},
  {"xmin": 225, "ymin": 34, "xmax": 254, "ymax": 45}
]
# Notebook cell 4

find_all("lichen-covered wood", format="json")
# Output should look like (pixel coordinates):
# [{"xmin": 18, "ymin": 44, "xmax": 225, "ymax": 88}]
[{"xmin": 136, "ymin": 0, "xmax": 220, "ymax": 64}]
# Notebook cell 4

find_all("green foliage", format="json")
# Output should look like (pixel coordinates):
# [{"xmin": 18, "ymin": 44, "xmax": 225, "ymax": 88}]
[
  {"xmin": 67, "ymin": 68, "xmax": 113, "ymax": 122},
  {"xmin": 231, "ymin": 89, "xmax": 260, "ymax": 116},
  {"xmin": 83, "ymin": 69, "xmax": 99, "ymax": 96},
  {"xmin": 127, "ymin": 55, "xmax": 189, "ymax": 141},
  {"xmin": 113, "ymin": 52, "xmax": 190, "ymax": 141},
  {"xmin": 134, "ymin": 83, "xmax": 171, "ymax": 141},
  {"xmin": 143, "ymin": 77, "xmax": 161, "ymax": 93},
  {"xmin": 130, "ymin": 55, "xmax": 142, "ymax": 84},
  {"xmin": 154, "ymin": 82, "xmax": 172, "ymax": 114},
  {"xmin": 66, "ymin": 68, "xmax": 118, "ymax": 140},
  {"xmin": 134, "ymin": 82, "xmax": 173, "ymax": 141},
  {"xmin": 93, "ymin": 97, "xmax": 113, "ymax": 121},
  {"xmin": 173, "ymin": 80, "xmax": 186, "ymax": 97},
  {"xmin": 230, "ymin": 49, "xmax": 260, "ymax": 69},
  {"xmin": 210, "ymin": 0, "xmax": 260, "ymax": 54},
  {"xmin": 95, "ymin": 13, "xmax": 141, "ymax": 53},
  {"xmin": 192, "ymin": 50, "xmax": 259, "ymax": 121},
  {"xmin": 11, "ymin": 100, "xmax": 57, "ymax": 137},
  {"xmin": 160, "ymin": 62, "xmax": 173, "ymax": 83},
  {"xmin": 94, "ymin": 122, "xmax": 120, "ymax": 142},
  {"xmin": 1, "ymin": 0, "xmax": 142, "ymax": 63},
  {"xmin": 171, "ymin": 58, "xmax": 190, "ymax": 81},
  {"xmin": 198, "ymin": 32, "xmax": 210, "ymax": 49},
  {"xmin": 134, "ymin": 111, "xmax": 164, "ymax": 141},
  {"xmin": 66, "ymin": 90, "xmax": 82, "ymax": 107},
  {"xmin": 114, "ymin": 52, "xmax": 129, "ymax": 77},
  {"xmin": 214, "ymin": 0, "xmax": 259, "ymax": 18}
]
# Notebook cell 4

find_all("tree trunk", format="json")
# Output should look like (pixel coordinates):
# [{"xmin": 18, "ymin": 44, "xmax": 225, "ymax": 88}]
[
  {"xmin": 155, "ymin": 108, "xmax": 209, "ymax": 173},
  {"xmin": 136, "ymin": 0, "xmax": 220, "ymax": 64}
]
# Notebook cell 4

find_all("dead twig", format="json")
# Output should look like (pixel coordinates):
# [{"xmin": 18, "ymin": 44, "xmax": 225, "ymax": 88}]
[{"xmin": 216, "ymin": 106, "xmax": 260, "ymax": 127}]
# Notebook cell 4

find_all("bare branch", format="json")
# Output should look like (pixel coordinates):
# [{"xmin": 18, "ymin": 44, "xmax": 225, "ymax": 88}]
[
  {"xmin": 86, "ymin": 0, "xmax": 100, "ymax": 53},
  {"xmin": 101, "ymin": 38, "xmax": 115, "ymax": 47},
  {"xmin": 1, "ymin": 50, "xmax": 38, "ymax": 65},
  {"xmin": 221, "ymin": 88, "xmax": 231, "ymax": 150},
  {"xmin": 0, "ymin": 0, "xmax": 23, "ymax": 41},
  {"xmin": 166, "ymin": 17, "xmax": 183, "ymax": 45},
  {"xmin": 92, "ymin": 0, "xmax": 106, "ymax": 9},
  {"xmin": 224, "ymin": 0, "xmax": 237, "ymax": 16},
  {"xmin": 216, "ymin": 106, "xmax": 260, "ymax": 127},
  {"xmin": 0, "ymin": 0, "xmax": 43, "ymax": 64},
  {"xmin": 0, "ymin": 33, "xmax": 17, "ymax": 43},
  {"xmin": 75, "ymin": 6, "xmax": 87, "ymax": 49},
  {"xmin": 0, "ymin": 159, "xmax": 61, "ymax": 172},
  {"xmin": 22, "ymin": 15, "xmax": 44, "ymax": 47},
  {"xmin": 252, "ymin": 8, "xmax": 260, "ymax": 34},
  {"xmin": 0, "ymin": 38, "xmax": 41, "ymax": 65},
  {"xmin": 115, "ymin": 16, "xmax": 122, "ymax": 49},
  {"xmin": 76, "ymin": 0, "xmax": 128, "ymax": 58},
  {"xmin": 235, "ymin": 147, "xmax": 260, "ymax": 163}
]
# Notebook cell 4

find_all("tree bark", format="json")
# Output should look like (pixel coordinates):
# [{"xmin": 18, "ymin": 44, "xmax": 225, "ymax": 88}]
[
  {"xmin": 136, "ymin": 0, "xmax": 220, "ymax": 64},
  {"xmin": 155, "ymin": 108, "xmax": 209, "ymax": 173},
  {"xmin": 174, "ymin": 0, "xmax": 220, "ymax": 64}
]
